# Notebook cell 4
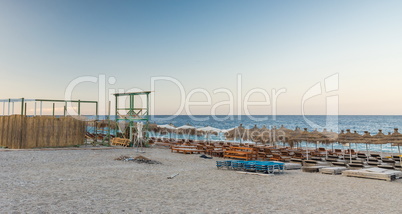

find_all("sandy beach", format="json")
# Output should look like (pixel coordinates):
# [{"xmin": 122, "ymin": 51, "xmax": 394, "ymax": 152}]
[{"xmin": 0, "ymin": 147, "xmax": 401, "ymax": 214}]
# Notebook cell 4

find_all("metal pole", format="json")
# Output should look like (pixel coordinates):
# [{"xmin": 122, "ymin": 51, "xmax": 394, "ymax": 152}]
[
  {"xmin": 78, "ymin": 100, "xmax": 81, "ymax": 116},
  {"xmin": 130, "ymin": 95, "xmax": 134, "ymax": 144},
  {"xmin": 64, "ymin": 105, "xmax": 66, "ymax": 117},
  {"xmin": 11, "ymin": 102, "xmax": 14, "ymax": 115},
  {"xmin": 95, "ymin": 101, "xmax": 98, "ymax": 143},
  {"xmin": 398, "ymin": 145, "xmax": 401, "ymax": 167},
  {"xmin": 34, "ymin": 102, "xmax": 37, "ymax": 116},
  {"xmin": 107, "ymin": 100, "xmax": 111, "ymax": 143},
  {"xmin": 349, "ymin": 143, "xmax": 352, "ymax": 163},
  {"xmin": 365, "ymin": 143, "xmax": 369, "ymax": 162},
  {"xmin": 95, "ymin": 102, "xmax": 98, "ymax": 120},
  {"xmin": 24, "ymin": 103, "xmax": 27, "ymax": 116},
  {"xmin": 52, "ymin": 103, "xmax": 55, "ymax": 117},
  {"xmin": 146, "ymin": 93, "xmax": 150, "ymax": 140},
  {"xmin": 8, "ymin": 99, "xmax": 10, "ymax": 115},
  {"xmin": 21, "ymin": 98, "xmax": 24, "ymax": 115},
  {"xmin": 115, "ymin": 95, "xmax": 118, "ymax": 137},
  {"xmin": 40, "ymin": 101, "xmax": 43, "ymax": 116}
]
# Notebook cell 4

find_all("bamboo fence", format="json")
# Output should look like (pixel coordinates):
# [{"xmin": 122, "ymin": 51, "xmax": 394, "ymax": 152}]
[{"xmin": 0, "ymin": 115, "xmax": 86, "ymax": 149}]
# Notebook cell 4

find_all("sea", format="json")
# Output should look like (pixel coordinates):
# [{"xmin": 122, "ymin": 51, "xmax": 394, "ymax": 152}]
[{"xmin": 96, "ymin": 115, "xmax": 402, "ymax": 153}]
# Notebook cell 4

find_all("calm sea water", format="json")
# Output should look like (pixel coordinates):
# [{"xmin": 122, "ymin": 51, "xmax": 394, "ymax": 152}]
[
  {"xmin": 149, "ymin": 115, "xmax": 402, "ymax": 134},
  {"xmin": 96, "ymin": 115, "xmax": 402, "ymax": 153}
]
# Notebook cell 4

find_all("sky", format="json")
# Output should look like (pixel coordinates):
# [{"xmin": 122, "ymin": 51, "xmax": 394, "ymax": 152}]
[{"xmin": 1, "ymin": 0, "xmax": 402, "ymax": 116}]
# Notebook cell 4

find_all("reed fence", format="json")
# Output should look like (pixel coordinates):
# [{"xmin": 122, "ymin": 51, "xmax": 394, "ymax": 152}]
[{"xmin": 0, "ymin": 115, "xmax": 86, "ymax": 149}]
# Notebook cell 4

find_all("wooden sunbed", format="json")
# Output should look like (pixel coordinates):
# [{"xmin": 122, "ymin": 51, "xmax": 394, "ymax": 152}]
[
  {"xmin": 224, "ymin": 146, "xmax": 257, "ymax": 161},
  {"xmin": 171, "ymin": 146, "xmax": 204, "ymax": 154},
  {"xmin": 111, "ymin": 137, "xmax": 130, "ymax": 147},
  {"xmin": 342, "ymin": 168, "xmax": 402, "ymax": 181},
  {"xmin": 320, "ymin": 167, "xmax": 347, "ymax": 175}
]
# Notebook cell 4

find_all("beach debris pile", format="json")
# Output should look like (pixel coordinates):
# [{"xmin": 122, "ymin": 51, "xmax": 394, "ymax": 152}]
[{"xmin": 114, "ymin": 155, "xmax": 162, "ymax": 164}]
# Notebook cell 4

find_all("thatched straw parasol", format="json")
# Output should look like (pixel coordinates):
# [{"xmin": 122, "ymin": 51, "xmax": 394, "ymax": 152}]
[
  {"xmin": 245, "ymin": 125, "xmax": 261, "ymax": 142},
  {"xmin": 309, "ymin": 129, "xmax": 332, "ymax": 156},
  {"xmin": 371, "ymin": 129, "xmax": 389, "ymax": 158},
  {"xmin": 319, "ymin": 129, "xmax": 338, "ymax": 152},
  {"xmin": 272, "ymin": 125, "xmax": 294, "ymax": 147},
  {"xmin": 361, "ymin": 131, "xmax": 375, "ymax": 161},
  {"xmin": 147, "ymin": 123, "xmax": 158, "ymax": 132},
  {"xmin": 225, "ymin": 124, "xmax": 246, "ymax": 142},
  {"xmin": 259, "ymin": 125, "xmax": 271, "ymax": 144},
  {"xmin": 176, "ymin": 124, "xmax": 198, "ymax": 136},
  {"xmin": 338, "ymin": 129, "xmax": 362, "ymax": 162},
  {"xmin": 95, "ymin": 120, "xmax": 119, "ymax": 129},
  {"xmin": 288, "ymin": 128, "xmax": 316, "ymax": 159},
  {"xmin": 388, "ymin": 128, "xmax": 402, "ymax": 165},
  {"xmin": 156, "ymin": 124, "xmax": 177, "ymax": 138},
  {"xmin": 196, "ymin": 126, "xmax": 221, "ymax": 142}
]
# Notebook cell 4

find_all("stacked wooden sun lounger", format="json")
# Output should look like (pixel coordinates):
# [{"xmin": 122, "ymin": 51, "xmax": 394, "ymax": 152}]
[
  {"xmin": 342, "ymin": 168, "xmax": 402, "ymax": 181},
  {"xmin": 111, "ymin": 137, "xmax": 130, "ymax": 147},
  {"xmin": 223, "ymin": 146, "xmax": 257, "ymax": 161},
  {"xmin": 170, "ymin": 146, "xmax": 204, "ymax": 154}
]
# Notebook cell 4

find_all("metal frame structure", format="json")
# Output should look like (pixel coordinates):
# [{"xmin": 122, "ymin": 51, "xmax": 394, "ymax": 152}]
[
  {"xmin": 0, "ymin": 98, "xmax": 98, "ymax": 117},
  {"xmin": 114, "ymin": 91, "xmax": 151, "ymax": 146},
  {"xmin": 1, "ymin": 98, "xmax": 100, "ymax": 144}
]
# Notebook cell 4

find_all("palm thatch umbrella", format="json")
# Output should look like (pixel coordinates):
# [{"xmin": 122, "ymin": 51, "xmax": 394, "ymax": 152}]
[
  {"xmin": 177, "ymin": 124, "xmax": 198, "ymax": 137},
  {"xmin": 157, "ymin": 124, "xmax": 177, "ymax": 138},
  {"xmin": 361, "ymin": 131, "xmax": 375, "ymax": 161},
  {"xmin": 225, "ymin": 124, "xmax": 246, "ymax": 142},
  {"xmin": 338, "ymin": 129, "xmax": 362, "ymax": 162},
  {"xmin": 308, "ymin": 129, "xmax": 332, "ymax": 158},
  {"xmin": 310, "ymin": 129, "xmax": 326, "ymax": 149},
  {"xmin": 197, "ymin": 126, "xmax": 221, "ymax": 142},
  {"xmin": 289, "ymin": 127, "xmax": 304, "ymax": 149},
  {"xmin": 275, "ymin": 125, "xmax": 293, "ymax": 146},
  {"xmin": 387, "ymin": 128, "xmax": 402, "ymax": 165},
  {"xmin": 321, "ymin": 128, "xmax": 339, "ymax": 152},
  {"xmin": 289, "ymin": 128, "xmax": 315, "ymax": 159},
  {"xmin": 259, "ymin": 125, "xmax": 271, "ymax": 144},
  {"xmin": 96, "ymin": 120, "xmax": 119, "ymax": 129},
  {"xmin": 370, "ymin": 129, "xmax": 388, "ymax": 158},
  {"xmin": 148, "ymin": 123, "xmax": 159, "ymax": 132},
  {"xmin": 245, "ymin": 125, "xmax": 261, "ymax": 143}
]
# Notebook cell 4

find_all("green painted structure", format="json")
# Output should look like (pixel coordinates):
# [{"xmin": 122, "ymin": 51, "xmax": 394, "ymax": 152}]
[
  {"xmin": 0, "ymin": 98, "xmax": 98, "ymax": 117},
  {"xmin": 113, "ymin": 91, "xmax": 151, "ymax": 145}
]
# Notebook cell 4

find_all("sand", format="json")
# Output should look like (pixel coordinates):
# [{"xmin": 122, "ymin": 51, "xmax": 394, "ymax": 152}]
[{"xmin": 1, "ymin": 147, "xmax": 401, "ymax": 214}]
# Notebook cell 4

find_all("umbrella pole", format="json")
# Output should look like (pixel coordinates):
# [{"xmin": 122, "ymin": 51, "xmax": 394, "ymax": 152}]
[
  {"xmin": 306, "ymin": 141, "xmax": 309, "ymax": 160},
  {"xmin": 349, "ymin": 143, "xmax": 352, "ymax": 163},
  {"xmin": 365, "ymin": 143, "xmax": 369, "ymax": 162},
  {"xmin": 380, "ymin": 144, "xmax": 383, "ymax": 158},
  {"xmin": 399, "ymin": 145, "xmax": 402, "ymax": 167},
  {"xmin": 341, "ymin": 144, "xmax": 345, "ymax": 160}
]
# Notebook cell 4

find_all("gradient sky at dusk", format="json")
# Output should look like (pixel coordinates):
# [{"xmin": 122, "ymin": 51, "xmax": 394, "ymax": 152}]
[{"xmin": 1, "ymin": 0, "xmax": 402, "ymax": 115}]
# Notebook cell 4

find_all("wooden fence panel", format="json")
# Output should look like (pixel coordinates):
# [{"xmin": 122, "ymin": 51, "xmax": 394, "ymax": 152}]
[{"xmin": 0, "ymin": 116, "xmax": 86, "ymax": 149}]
